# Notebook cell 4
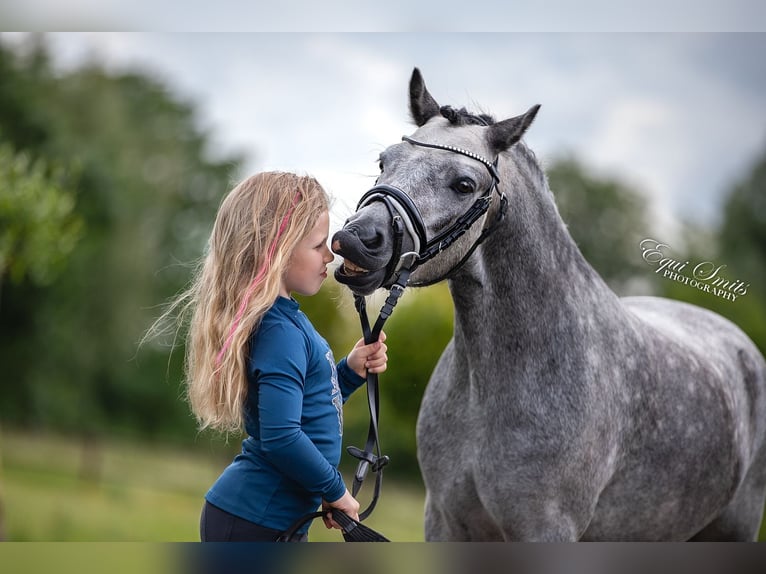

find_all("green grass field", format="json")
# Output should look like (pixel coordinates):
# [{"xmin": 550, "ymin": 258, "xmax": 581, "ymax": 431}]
[
  {"xmin": 0, "ymin": 428, "xmax": 425, "ymax": 542},
  {"xmin": 2, "ymin": 428, "xmax": 765, "ymax": 542}
]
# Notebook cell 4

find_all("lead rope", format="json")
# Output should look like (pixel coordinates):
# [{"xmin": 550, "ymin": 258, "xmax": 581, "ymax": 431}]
[{"xmin": 347, "ymin": 266, "xmax": 411, "ymax": 520}]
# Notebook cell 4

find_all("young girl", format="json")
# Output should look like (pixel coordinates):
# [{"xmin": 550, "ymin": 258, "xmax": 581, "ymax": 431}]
[{"xmin": 178, "ymin": 171, "xmax": 387, "ymax": 541}]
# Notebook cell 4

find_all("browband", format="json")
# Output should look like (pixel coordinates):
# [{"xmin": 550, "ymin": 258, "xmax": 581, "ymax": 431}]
[{"xmin": 401, "ymin": 136, "xmax": 500, "ymax": 183}]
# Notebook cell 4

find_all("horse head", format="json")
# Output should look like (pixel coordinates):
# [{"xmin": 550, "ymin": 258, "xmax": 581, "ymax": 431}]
[{"xmin": 332, "ymin": 68, "xmax": 539, "ymax": 295}]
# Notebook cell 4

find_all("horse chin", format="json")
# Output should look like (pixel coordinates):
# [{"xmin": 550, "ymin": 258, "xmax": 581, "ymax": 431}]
[{"xmin": 333, "ymin": 266, "xmax": 387, "ymax": 296}]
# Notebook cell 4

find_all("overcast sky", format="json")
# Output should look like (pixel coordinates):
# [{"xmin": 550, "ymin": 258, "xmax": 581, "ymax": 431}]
[
  {"xmin": 3, "ymin": 31, "xmax": 766, "ymax": 240},
  {"xmin": 3, "ymin": 1, "xmax": 766, "ymax": 32}
]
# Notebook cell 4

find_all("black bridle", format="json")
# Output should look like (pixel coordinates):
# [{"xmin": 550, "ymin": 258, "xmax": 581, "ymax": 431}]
[
  {"xmin": 357, "ymin": 135, "xmax": 505, "ymax": 289},
  {"xmin": 346, "ymin": 134, "xmax": 507, "ymax": 521}
]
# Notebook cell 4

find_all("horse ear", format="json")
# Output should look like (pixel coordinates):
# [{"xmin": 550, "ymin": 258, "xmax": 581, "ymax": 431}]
[
  {"xmin": 486, "ymin": 104, "xmax": 541, "ymax": 154},
  {"xmin": 409, "ymin": 68, "xmax": 440, "ymax": 127}
]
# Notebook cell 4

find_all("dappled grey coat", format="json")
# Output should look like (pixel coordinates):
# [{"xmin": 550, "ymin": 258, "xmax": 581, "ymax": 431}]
[{"xmin": 332, "ymin": 68, "xmax": 766, "ymax": 541}]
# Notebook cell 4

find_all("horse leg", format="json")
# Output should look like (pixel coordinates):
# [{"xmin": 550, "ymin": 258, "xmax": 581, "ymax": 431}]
[
  {"xmin": 423, "ymin": 492, "xmax": 456, "ymax": 541},
  {"xmin": 423, "ymin": 492, "xmax": 481, "ymax": 541},
  {"xmin": 423, "ymin": 491, "xmax": 506, "ymax": 541},
  {"xmin": 688, "ymin": 453, "xmax": 766, "ymax": 541},
  {"xmin": 494, "ymin": 503, "xmax": 583, "ymax": 542},
  {"xmin": 474, "ymin": 468, "xmax": 590, "ymax": 541}
]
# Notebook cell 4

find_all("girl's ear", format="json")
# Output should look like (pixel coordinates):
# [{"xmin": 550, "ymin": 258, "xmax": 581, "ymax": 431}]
[
  {"xmin": 409, "ymin": 68, "xmax": 440, "ymax": 127},
  {"xmin": 486, "ymin": 105, "xmax": 541, "ymax": 154}
]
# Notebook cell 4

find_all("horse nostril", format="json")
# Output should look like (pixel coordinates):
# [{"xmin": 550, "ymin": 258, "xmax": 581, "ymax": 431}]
[
  {"xmin": 335, "ymin": 224, "xmax": 387, "ymax": 255},
  {"xmin": 332, "ymin": 229, "xmax": 363, "ymax": 255},
  {"xmin": 353, "ymin": 225, "xmax": 384, "ymax": 250},
  {"xmin": 368, "ymin": 229, "xmax": 385, "ymax": 250}
]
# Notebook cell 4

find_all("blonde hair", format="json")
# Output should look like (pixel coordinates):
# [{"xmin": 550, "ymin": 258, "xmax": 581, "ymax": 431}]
[{"xmin": 152, "ymin": 172, "xmax": 329, "ymax": 434}]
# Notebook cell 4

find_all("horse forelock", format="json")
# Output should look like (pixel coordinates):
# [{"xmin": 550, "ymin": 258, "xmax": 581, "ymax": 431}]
[
  {"xmin": 429, "ymin": 106, "xmax": 546, "ymax": 189},
  {"xmin": 440, "ymin": 105, "xmax": 495, "ymax": 127}
]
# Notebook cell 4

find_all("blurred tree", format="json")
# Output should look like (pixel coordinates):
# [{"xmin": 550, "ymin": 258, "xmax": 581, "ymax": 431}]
[
  {"xmin": 717, "ymin": 145, "xmax": 766, "ymax": 353},
  {"xmin": 660, "ymin": 143, "xmax": 766, "ymax": 356},
  {"xmin": 0, "ymin": 36, "xmax": 50, "ymax": 152},
  {"xmin": 373, "ymin": 284, "xmax": 453, "ymax": 479},
  {"xmin": 546, "ymin": 155, "xmax": 656, "ymax": 295},
  {"xmin": 0, "ymin": 37, "xmax": 242, "ymax": 441},
  {"xmin": 719, "ymin": 146, "xmax": 766, "ymax": 298},
  {"xmin": 0, "ymin": 144, "xmax": 83, "ymax": 292}
]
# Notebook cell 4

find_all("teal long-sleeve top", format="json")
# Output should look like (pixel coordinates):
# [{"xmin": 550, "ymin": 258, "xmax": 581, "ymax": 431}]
[{"xmin": 205, "ymin": 296, "xmax": 366, "ymax": 533}]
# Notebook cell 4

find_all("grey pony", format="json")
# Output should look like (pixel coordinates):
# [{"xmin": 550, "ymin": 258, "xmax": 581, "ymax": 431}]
[{"xmin": 331, "ymin": 68, "xmax": 766, "ymax": 541}]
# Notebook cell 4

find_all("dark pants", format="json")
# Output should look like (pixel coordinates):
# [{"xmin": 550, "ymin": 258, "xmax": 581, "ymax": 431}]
[{"xmin": 200, "ymin": 501, "xmax": 308, "ymax": 542}]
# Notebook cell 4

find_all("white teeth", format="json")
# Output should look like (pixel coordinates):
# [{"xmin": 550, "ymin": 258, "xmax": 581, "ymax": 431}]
[{"xmin": 343, "ymin": 259, "xmax": 369, "ymax": 275}]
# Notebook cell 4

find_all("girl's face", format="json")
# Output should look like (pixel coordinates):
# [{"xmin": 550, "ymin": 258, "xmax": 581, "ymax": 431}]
[{"xmin": 281, "ymin": 210, "xmax": 334, "ymax": 298}]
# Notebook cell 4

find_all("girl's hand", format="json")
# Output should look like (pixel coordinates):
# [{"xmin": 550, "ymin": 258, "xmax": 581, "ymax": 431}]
[
  {"xmin": 347, "ymin": 331, "xmax": 387, "ymax": 378},
  {"xmin": 322, "ymin": 489, "xmax": 361, "ymax": 529}
]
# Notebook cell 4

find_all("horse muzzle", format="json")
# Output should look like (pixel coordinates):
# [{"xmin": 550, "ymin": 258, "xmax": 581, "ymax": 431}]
[
  {"xmin": 332, "ymin": 184, "xmax": 426, "ymax": 295},
  {"xmin": 332, "ymin": 227, "xmax": 394, "ymax": 295}
]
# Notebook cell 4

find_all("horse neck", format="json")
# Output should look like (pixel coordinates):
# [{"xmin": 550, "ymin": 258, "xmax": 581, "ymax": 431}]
[{"xmin": 449, "ymin": 146, "xmax": 619, "ymax": 340}]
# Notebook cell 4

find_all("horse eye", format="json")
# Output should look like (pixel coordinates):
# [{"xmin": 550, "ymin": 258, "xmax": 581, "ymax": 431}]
[
  {"xmin": 453, "ymin": 178, "xmax": 476, "ymax": 194},
  {"xmin": 378, "ymin": 160, "xmax": 384, "ymax": 173}
]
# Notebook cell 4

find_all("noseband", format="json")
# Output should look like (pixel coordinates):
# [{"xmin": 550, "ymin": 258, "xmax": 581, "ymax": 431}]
[{"xmin": 356, "ymin": 135, "xmax": 507, "ymax": 289}]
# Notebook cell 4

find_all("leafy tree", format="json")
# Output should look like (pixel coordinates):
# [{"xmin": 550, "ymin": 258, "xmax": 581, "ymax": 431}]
[
  {"xmin": 0, "ymin": 144, "xmax": 82, "ymax": 292},
  {"xmin": 0, "ymin": 37, "xmax": 242, "ymax": 440},
  {"xmin": 547, "ymin": 155, "xmax": 656, "ymax": 294},
  {"xmin": 660, "ymin": 144, "xmax": 766, "ymax": 356},
  {"xmin": 719, "ymin": 147, "xmax": 766, "ymax": 298}
]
